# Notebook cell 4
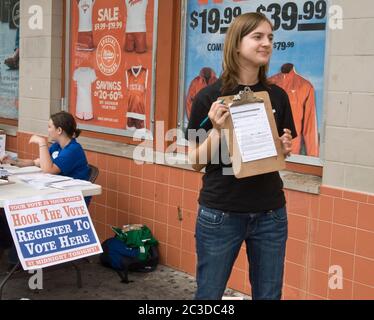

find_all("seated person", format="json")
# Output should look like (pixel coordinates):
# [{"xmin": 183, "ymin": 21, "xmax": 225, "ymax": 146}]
[
  {"xmin": 0, "ymin": 111, "xmax": 91, "ymax": 269},
  {"xmin": 2, "ymin": 111, "xmax": 90, "ymax": 181}
]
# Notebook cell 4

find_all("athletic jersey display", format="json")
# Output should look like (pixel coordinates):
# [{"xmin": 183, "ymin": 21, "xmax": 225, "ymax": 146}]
[
  {"xmin": 269, "ymin": 65, "xmax": 319, "ymax": 157},
  {"xmin": 124, "ymin": 32, "xmax": 146, "ymax": 53},
  {"xmin": 126, "ymin": 65, "xmax": 148, "ymax": 129},
  {"xmin": 73, "ymin": 67, "xmax": 97, "ymax": 120},
  {"xmin": 185, "ymin": 67, "xmax": 217, "ymax": 120},
  {"xmin": 125, "ymin": 0, "xmax": 148, "ymax": 33},
  {"xmin": 76, "ymin": 0, "xmax": 94, "ymax": 50},
  {"xmin": 77, "ymin": 0, "xmax": 94, "ymax": 32}
]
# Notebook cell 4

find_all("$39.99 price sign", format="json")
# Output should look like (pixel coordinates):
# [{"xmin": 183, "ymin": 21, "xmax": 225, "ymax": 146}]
[
  {"xmin": 257, "ymin": 0, "xmax": 327, "ymax": 31},
  {"xmin": 189, "ymin": 0, "xmax": 327, "ymax": 34}
]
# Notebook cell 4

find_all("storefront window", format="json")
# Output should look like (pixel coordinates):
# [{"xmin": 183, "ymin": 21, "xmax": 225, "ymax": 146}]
[
  {"xmin": 178, "ymin": 0, "xmax": 328, "ymax": 164},
  {"xmin": 67, "ymin": 0, "xmax": 158, "ymax": 139},
  {"xmin": 0, "ymin": 0, "xmax": 19, "ymax": 120}
]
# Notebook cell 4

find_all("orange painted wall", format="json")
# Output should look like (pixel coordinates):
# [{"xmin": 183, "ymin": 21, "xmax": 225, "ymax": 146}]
[{"xmin": 7, "ymin": 132, "xmax": 374, "ymax": 300}]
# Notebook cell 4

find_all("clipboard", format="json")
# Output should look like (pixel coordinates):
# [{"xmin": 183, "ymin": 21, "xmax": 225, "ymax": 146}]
[{"xmin": 220, "ymin": 87, "xmax": 285, "ymax": 178}]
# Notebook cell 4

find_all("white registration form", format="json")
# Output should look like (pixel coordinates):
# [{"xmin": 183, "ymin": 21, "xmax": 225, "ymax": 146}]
[{"xmin": 229, "ymin": 102, "xmax": 277, "ymax": 162}]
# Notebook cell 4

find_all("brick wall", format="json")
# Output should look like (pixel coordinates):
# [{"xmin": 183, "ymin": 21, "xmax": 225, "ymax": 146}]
[{"xmin": 8, "ymin": 132, "xmax": 374, "ymax": 299}]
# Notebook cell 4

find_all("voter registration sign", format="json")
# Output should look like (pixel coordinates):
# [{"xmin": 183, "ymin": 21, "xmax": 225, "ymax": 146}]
[{"xmin": 4, "ymin": 191, "xmax": 102, "ymax": 270}]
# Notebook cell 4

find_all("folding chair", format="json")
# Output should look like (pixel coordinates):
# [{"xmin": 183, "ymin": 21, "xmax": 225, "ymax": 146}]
[{"xmin": 88, "ymin": 164, "xmax": 99, "ymax": 183}]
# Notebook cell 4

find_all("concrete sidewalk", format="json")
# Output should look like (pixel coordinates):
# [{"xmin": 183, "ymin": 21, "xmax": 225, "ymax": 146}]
[{"xmin": 0, "ymin": 255, "xmax": 248, "ymax": 300}]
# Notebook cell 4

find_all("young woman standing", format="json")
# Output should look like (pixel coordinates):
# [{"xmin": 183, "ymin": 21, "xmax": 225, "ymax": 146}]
[{"xmin": 186, "ymin": 13, "xmax": 297, "ymax": 300}]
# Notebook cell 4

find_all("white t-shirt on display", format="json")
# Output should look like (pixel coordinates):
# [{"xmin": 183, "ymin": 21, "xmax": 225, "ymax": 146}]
[
  {"xmin": 73, "ymin": 67, "xmax": 97, "ymax": 116},
  {"xmin": 78, "ymin": 0, "xmax": 94, "ymax": 32},
  {"xmin": 125, "ymin": 0, "xmax": 148, "ymax": 33}
]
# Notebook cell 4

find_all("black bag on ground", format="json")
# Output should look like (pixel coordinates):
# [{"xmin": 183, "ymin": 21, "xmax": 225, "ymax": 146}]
[{"xmin": 100, "ymin": 235, "xmax": 159, "ymax": 283}]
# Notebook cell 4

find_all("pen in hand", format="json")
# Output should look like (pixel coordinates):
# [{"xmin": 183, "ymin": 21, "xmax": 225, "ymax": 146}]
[
  {"xmin": 199, "ymin": 116, "xmax": 209, "ymax": 128},
  {"xmin": 199, "ymin": 99, "xmax": 226, "ymax": 128}
]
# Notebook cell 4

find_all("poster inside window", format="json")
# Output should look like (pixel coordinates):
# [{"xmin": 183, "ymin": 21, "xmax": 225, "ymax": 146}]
[
  {"xmin": 179, "ymin": 0, "xmax": 328, "ymax": 159},
  {"xmin": 0, "ymin": 0, "xmax": 19, "ymax": 120},
  {"xmin": 68, "ymin": 0, "xmax": 157, "ymax": 138}
]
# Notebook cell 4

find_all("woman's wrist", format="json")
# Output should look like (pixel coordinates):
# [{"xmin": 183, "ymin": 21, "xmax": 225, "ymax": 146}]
[{"xmin": 210, "ymin": 127, "xmax": 221, "ymax": 136}]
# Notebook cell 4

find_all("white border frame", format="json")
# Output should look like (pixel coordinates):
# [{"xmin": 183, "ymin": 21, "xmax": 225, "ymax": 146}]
[
  {"xmin": 64, "ymin": 0, "xmax": 159, "ymax": 139},
  {"xmin": 176, "ymin": 0, "xmax": 327, "ymax": 167},
  {"xmin": 176, "ymin": 0, "xmax": 188, "ymax": 146}
]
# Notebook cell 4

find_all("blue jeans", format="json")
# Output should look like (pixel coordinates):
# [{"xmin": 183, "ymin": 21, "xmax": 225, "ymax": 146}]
[{"xmin": 195, "ymin": 205, "xmax": 288, "ymax": 300}]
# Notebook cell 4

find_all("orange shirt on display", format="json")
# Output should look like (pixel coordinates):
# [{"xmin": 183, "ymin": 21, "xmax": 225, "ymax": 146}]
[
  {"xmin": 185, "ymin": 68, "xmax": 217, "ymax": 120},
  {"xmin": 269, "ymin": 69, "xmax": 319, "ymax": 157}
]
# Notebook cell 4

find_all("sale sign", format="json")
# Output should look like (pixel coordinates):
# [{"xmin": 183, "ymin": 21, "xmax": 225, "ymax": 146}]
[{"xmin": 69, "ymin": 0, "xmax": 157, "ymax": 137}]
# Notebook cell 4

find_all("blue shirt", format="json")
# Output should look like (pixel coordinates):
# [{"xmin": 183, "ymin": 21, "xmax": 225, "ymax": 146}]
[{"xmin": 49, "ymin": 138, "xmax": 89, "ymax": 181}]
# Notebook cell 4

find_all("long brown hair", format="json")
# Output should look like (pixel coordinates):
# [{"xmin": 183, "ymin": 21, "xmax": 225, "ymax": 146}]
[
  {"xmin": 221, "ymin": 12, "xmax": 272, "ymax": 94},
  {"xmin": 50, "ymin": 111, "xmax": 81, "ymax": 138}
]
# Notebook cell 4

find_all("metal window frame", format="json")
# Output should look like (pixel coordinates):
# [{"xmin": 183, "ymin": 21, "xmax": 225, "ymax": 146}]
[{"xmin": 176, "ymin": 0, "xmax": 327, "ymax": 167}]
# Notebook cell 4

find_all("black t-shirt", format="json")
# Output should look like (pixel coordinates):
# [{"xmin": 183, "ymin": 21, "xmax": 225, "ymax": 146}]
[{"xmin": 186, "ymin": 79, "xmax": 297, "ymax": 213}]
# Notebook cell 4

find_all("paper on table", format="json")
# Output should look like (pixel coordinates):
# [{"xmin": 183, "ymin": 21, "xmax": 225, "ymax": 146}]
[
  {"xmin": 17, "ymin": 173, "xmax": 72, "ymax": 184},
  {"xmin": 4, "ymin": 166, "xmax": 42, "ymax": 175},
  {"xmin": 50, "ymin": 179, "xmax": 92, "ymax": 189},
  {"xmin": 16, "ymin": 174, "xmax": 73, "ymax": 190},
  {"xmin": 0, "ymin": 169, "xmax": 10, "ymax": 177},
  {"xmin": 0, "ymin": 164, "xmax": 17, "ymax": 169},
  {"xmin": 0, "ymin": 164, "xmax": 16, "ymax": 177},
  {"xmin": 229, "ymin": 102, "xmax": 277, "ymax": 163},
  {"xmin": 0, "ymin": 179, "xmax": 9, "ymax": 185}
]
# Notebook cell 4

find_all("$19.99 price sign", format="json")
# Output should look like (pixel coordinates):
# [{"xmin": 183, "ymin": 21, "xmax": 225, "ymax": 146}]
[{"xmin": 189, "ymin": 6, "xmax": 242, "ymax": 34}]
